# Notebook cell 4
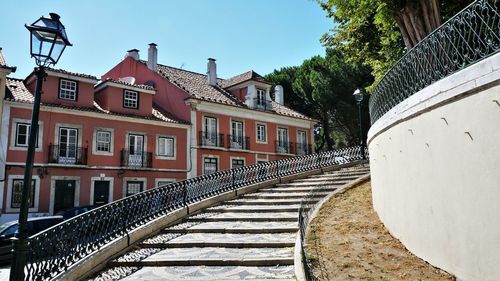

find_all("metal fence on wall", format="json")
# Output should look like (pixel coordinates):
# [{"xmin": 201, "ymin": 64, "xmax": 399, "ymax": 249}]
[
  {"xmin": 24, "ymin": 146, "xmax": 366, "ymax": 281},
  {"xmin": 369, "ymin": 0, "xmax": 499, "ymax": 124}
]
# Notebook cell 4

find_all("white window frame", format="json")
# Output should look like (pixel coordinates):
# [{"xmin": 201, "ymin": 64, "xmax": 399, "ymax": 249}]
[
  {"xmin": 202, "ymin": 155, "xmax": 219, "ymax": 175},
  {"xmin": 277, "ymin": 127, "xmax": 289, "ymax": 153},
  {"xmin": 59, "ymin": 79, "xmax": 78, "ymax": 101},
  {"xmin": 155, "ymin": 178, "xmax": 176, "ymax": 188},
  {"xmin": 297, "ymin": 130, "xmax": 308, "ymax": 155},
  {"xmin": 6, "ymin": 175, "xmax": 41, "ymax": 213},
  {"xmin": 123, "ymin": 90, "xmax": 139, "ymax": 109},
  {"xmin": 256, "ymin": 88, "xmax": 266, "ymax": 106},
  {"xmin": 122, "ymin": 177, "xmax": 147, "ymax": 198},
  {"xmin": 230, "ymin": 119, "xmax": 245, "ymax": 149},
  {"xmin": 92, "ymin": 128, "xmax": 114, "ymax": 156},
  {"xmin": 256, "ymin": 123, "xmax": 267, "ymax": 144},
  {"xmin": 156, "ymin": 135, "xmax": 176, "ymax": 160},
  {"xmin": 230, "ymin": 157, "xmax": 245, "ymax": 169},
  {"xmin": 9, "ymin": 118, "xmax": 44, "ymax": 152}
]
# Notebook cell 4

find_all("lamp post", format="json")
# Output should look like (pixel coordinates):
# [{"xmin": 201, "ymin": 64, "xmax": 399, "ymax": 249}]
[
  {"xmin": 10, "ymin": 13, "xmax": 71, "ymax": 281},
  {"xmin": 353, "ymin": 88, "xmax": 365, "ymax": 160}
]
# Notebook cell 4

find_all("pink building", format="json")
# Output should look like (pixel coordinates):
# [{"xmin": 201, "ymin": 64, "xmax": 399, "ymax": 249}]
[{"xmin": 0, "ymin": 45, "xmax": 315, "ymax": 223}]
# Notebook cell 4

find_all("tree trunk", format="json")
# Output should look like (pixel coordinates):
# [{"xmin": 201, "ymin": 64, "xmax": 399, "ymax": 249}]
[
  {"xmin": 392, "ymin": 0, "xmax": 443, "ymax": 49},
  {"xmin": 321, "ymin": 117, "xmax": 335, "ymax": 150}
]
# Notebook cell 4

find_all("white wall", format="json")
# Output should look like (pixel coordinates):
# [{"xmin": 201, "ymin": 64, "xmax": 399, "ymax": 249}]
[{"xmin": 368, "ymin": 53, "xmax": 500, "ymax": 281}]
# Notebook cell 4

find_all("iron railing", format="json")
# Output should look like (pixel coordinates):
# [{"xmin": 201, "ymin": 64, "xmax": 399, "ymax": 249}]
[
  {"xmin": 296, "ymin": 143, "xmax": 313, "ymax": 156},
  {"xmin": 275, "ymin": 140, "xmax": 294, "ymax": 154},
  {"xmin": 24, "ymin": 146, "xmax": 365, "ymax": 281},
  {"xmin": 227, "ymin": 135, "xmax": 250, "ymax": 150},
  {"xmin": 120, "ymin": 150, "xmax": 153, "ymax": 168},
  {"xmin": 198, "ymin": 131, "xmax": 225, "ymax": 148},
  {"xmin": 369, "ymin": 0, "xmax": 499, "ymax": 124},
  {"xmin": 48, "ymin": 144, "xmax": 88, "ymax": 165},
  {"xmin": 253, "ymin": 98, "xmax": 273, "ymax": 111}
]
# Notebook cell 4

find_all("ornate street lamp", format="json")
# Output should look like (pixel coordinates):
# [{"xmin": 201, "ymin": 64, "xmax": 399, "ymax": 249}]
[
  {"xmin": 353, "ymin": 88, "xmax": 366, "ymax": 159},
  {"xmin": 10, "ymin": 13, "xmax": 71, "ymax": 281}
]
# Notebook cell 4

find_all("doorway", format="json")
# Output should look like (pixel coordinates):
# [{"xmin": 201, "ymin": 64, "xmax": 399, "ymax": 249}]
[
  {"xmin": 93, "ymin": 181, "xmax": 110, "ymax": 206},
  {"xmin": 54, "ymin": 180, "xmax": 76, "ymax": 213}
]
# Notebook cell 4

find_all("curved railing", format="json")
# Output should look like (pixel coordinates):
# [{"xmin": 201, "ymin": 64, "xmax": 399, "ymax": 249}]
[
  {"xmin": 369, "ymin": 0, "xmax": 499, "ymax": 124},
  {"xmin": 298, "ymin": 191, "xmax": 321, "ymax": 281},
  {"xmin": 24, "ymin": 146, "xmax": 366, "ymax": 280}
]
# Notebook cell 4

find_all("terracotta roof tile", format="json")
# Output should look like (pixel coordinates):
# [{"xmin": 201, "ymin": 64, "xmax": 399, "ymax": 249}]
[
  {"xmin": 0, "ymin": 48, "xmax": 16, "ymax": 72},
  {"xmin": 220, "ymin": 70, "xmax": 272, "ymax": 88},
  {"xmin": 271, "ymin": 101, "xmax": 312, "ymax": 120},
  {"xmin": 4, "ymin": 78, "xmax": 185, "ymax": 124},
  {"xmin": 45, "ymin": 67, "xmax": 98, "ymax": 80}
]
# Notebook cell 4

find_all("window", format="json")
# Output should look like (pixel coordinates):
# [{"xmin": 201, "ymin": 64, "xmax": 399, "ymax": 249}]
[
  {"xmin": 256, "ymin": 89, "xmax": 266, "ymax": 106},
  {"xmin": 232, "ymin": 159, "xmax": 245, "ymax": 169},
  {"xmin": 230, "ymin": 121, "xmax": 244, "ymax": 149},
  {"xmin": 126, "ymin": 181, "xmax": 143, "ymax": 197},
  {"xmin": 96, "ymin": 130, "xmax": 111, "ymax": 152},
  {"xmin": 297, "ymin": 130, "xmax": 308, "ymax": 155},
  {"xmin": 11, "ymin": 179, "xmax": 36, "ymax": 208},
  {"xmin": 156, "ymin": 180, "xmax": 175, "ymax": 188},
  {"xmin": 123, "ymin": 90, "xmax": 139, "ymax": 109},
  {"xmin": 203, "ymin": 157, "xmax": 218, "ymax": 175},
  {"xmin": 277, "ymin": 128, "xmax": 288, "ymax": 153},
  {"xmin": 256, "ymin": 124, "xmax": 266, "ymax": 143},
  {"xmin": 58, "ymin": 127, "xmax": 78, "ymax": 163},
  {"xmin": 15, "ymin": 123, "xmax": 30, "ymax": 147},
  {"xmin": 59, "ymin": 79, "xmax": 77, "ymax": 100},
  {"xmin": 202, "ymin": 117, "xmax": 218, "ymax": 146},
  {"xmin": 158, "ymin": 136, "xmax": 174, "ymax": 157}
]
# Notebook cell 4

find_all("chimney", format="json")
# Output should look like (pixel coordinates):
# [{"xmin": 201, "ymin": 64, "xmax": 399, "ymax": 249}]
[
  {"xmin": 125, "ymin": 49, "xmax": 139, "ymax": 60},
  {"xmin": 275, "ymin": 85, "xmax": 284, "ymax": 105},
  {"xmin": 147, "ymin": 43, "xmax": 158, "ymax": 71},
  {"xmin": 207, "ymin": 58, "xmax": 217, "ymax": 86}
]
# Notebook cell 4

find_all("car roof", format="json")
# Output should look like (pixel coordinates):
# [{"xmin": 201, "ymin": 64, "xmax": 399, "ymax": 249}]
[{"xmin": 27, "ymin": 216, "xmax": 64, "ymax": 221}]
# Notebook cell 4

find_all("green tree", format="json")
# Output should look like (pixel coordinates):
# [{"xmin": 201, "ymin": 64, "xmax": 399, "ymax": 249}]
[
  {"xmin": 317, "ymin": 0, "xmax": 473, "ymax": 85},
  {"xmin": 267, "ymin": 48, "xmax": 372, "ymax": 151}
]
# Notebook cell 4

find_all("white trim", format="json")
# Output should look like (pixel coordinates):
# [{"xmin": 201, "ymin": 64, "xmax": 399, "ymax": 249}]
[
  {"xmin": 188, "ymin": 109, "xmax": 197, "ymax": 178},
  {"xmin": 54, "ymin": 123, "xmax": 83, "ymax": 147},
  {"xmin": 229, "ymin": 118, "xmax": 245, "ymax": 149},
  {"xmin": 94, "ymin": 80, "xmax": 156, "ymax": 95},
  {"xmin": 5, "ymin": 175, "xmax": 41, "ymax": 213},
  {"xmin": 155, "ymin": 134, "xmax": 176, "ymax": 160},
  {"xmin": 125, "ymin": 131, "xmax": 148, "ymax": 154},
  {"xmin": 0, "ymin": 104, "xmax": 10, "ymax": 210},
  {"xmin": 58, "ymin": 79, "xmax": 78, "ymax": 101},
  {"xmin": 255, "ymin": 122, "xmax": 267, "ymax": 144},
  {"xmin": 230, "ymin": 156, "xmax": 246, "ymax": 169},
  {"xmin": 202, "ymin": 154, "xmax": 220, "ymax": 175},
  {"xmin": 192, "ymin": 100, "xmax": 314, "ymax": 127},
  {"xmin": 5, "ymin": 101, "xmax": 190, "ymax": 129},
  {"xmin": 5, "ymin": 162, "xmax": 188, "ymax": 172},
  {"xmin": 9, "ymin": 118, "xmax": 44, "ymax": 152},
  {"xmin": 90, "ymin": 176, "xmax": 114, "ymax": 205},
  {"xmin": 92, "ymin": 127, "xmax": 114, "ymax": 156},
  {"xmin": 42, "ymin": 69, "xmax": 98, "ymax": 84},
  {"xmin": 276, "ymin": 126, "xmax": 290, "ymax": 154},
  {"xmin": 155, "ymin": 178, "xmax": 176, "ymax": 188},
  {"xmin": 122, "ymin": 177, "xmax": 147, "ymax": 197},
  {"xmin": 49, "ymin": 176, "xmax": 81, "ymax": 215}
]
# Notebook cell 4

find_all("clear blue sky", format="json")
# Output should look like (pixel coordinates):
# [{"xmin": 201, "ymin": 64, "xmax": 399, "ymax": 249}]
[{"xmin": 1, "ymin": 0, "xmax": 332, "ymax": 80}]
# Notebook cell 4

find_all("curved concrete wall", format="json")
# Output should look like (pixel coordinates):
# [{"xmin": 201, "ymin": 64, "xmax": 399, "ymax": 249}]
[{"xmin": 368, "ymin": 53, "xmax": 500, "ymax": 281}]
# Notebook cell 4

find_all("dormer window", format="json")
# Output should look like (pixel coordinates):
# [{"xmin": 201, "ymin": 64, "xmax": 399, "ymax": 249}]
[
  {"xmin": 256, "ymin": 89, "xmax": 266, "ymax": 107},
  {"xmin": 123, "ymin": 90, "xmax": 139, "ymax": 109},
  {"xmin": 59, "ymin": 79, "xmax": 78, "ymax": 100}
]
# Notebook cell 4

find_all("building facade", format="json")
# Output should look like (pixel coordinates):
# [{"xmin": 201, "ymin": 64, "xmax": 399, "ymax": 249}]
[{"xmin": 0, "ymin": 45, "xmax": 314, "ymax": 223}]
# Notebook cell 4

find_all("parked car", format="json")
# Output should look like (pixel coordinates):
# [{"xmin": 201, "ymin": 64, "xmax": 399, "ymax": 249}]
[
  {"xmin": 54, "ymin": 205, "xmax": 96, "ymax": 220},
  {"xmin": 0, "ymin": 216, "xmax": 64, "ymax": 264}
]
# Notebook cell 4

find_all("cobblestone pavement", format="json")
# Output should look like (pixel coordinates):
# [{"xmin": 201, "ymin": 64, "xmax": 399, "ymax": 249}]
[{"xmin": 88, "ymin": 164, "xmax": 370, "ymax": 281}]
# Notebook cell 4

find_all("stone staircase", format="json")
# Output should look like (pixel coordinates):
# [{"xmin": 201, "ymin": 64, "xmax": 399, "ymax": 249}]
[{"xmin": 90, "ymin": 164, "xmax": 370, "ymax": 281}]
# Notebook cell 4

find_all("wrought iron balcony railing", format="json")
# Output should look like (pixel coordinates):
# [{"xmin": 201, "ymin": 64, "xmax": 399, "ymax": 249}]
[
  {"xmin": 227, "ymin": 135, "xmax": 250, "ymax": 150},
  {"xmin": 369, "ymin": 0, "xmax": 499, "ymax": 124},
  {"xmin": 296, "ymin": 143, "xmax": 312, "ymax": 156},
  {"xmin": 120, "ymin": 150, "xmax": 152, "ymax": 168},
  {"xmin": 198, "ymin": 131, "xmax": 225, "ymax": 148},
  {"xmin": 253, "ymin": 98, "xmax": 273, "ymax": 111},
  {"xmin": 275, "ymin": 140, "xmax": 295, "ymax": 154},
  {"xmin": 48, "ymin": 144, "xmax": 88, "ymax": 165},
  {"xmin": 24, "ymin": 146, "xmax": 367, "ymax": 281}
]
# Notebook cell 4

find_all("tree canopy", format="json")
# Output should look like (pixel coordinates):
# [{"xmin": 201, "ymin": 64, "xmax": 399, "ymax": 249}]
[{"xmin": 266, "ymin": 48, "xmax": 373, "ymax": 150}]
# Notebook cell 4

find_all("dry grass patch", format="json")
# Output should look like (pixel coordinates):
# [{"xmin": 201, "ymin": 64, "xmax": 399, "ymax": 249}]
[{"xmin": 306, "ymin": 181, "xmax": 454, "ymax": 281}]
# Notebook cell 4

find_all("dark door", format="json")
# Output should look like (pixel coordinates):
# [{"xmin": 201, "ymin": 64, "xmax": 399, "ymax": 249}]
[
  {"xmin": 54, "ymin": 180, "xmax": 75, "ymax": 213},
  {"xmin": 94, "ymin": 181, "xmax": 110, "ymax": 206}
]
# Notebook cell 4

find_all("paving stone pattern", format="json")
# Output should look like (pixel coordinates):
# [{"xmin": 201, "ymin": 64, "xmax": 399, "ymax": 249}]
[{"xmin": 89, "ymin": 164, "xmax": 370, "ymax": 281}]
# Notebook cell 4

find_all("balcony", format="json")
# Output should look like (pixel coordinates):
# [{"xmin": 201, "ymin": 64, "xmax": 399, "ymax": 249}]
[
  {"xmin": 296, "ymin": 143, "xmax": 312, "ymax": 155},
  {"xmin": 227, "ymin": 135, "xmax": 250, "ymax": 150},
  {"xmin": 48, "ymin": 145, "xmax": 88, "ymax": 165},
  {"xmin": 275, "ymin": 141, "xmax": 295, "ymax": 154},
  {"xmin": 120, "ymin": 150, "xmax": 152, "ymax": 168},
  {"xmin": 199, "ymin": 131, "xmax": 225, "ymax": 148},
  {"xmin": 253, "ymin": 98, "xmax": 273, "ymax": 111}
]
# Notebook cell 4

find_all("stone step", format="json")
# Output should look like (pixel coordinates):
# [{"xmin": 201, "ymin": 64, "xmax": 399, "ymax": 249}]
[
  {"xmin": 140, "ymin": 233, "xmax": 296, "ymax": 248},
  {"xmin": 243, "ymin": 192, "xmax": 329, "ymax": 199},
  {"xmin": 163, "ymin": 227, "xmax": 297, "ymax": 234},
  {"xmin": 227, "ymin": 198, "xmax": 319, "ymax": 205},
  {"xmin": 187, "ymin": 212, "xmax": 298, "ymax": 222},
  {"xmin": 275, "ymin": 181, "xmax": 348, "ymax": 187},
  {"xmin": 204, "ymin": 205, "xmax": 302, "ymax": 213},
  {"xmin": 258, "ymin": 186, "xmax": 337, "ymax": 192},
  {"xmin": 295, "ymin": 176, "xmax": 360, "ymax": 182},
  {"xmin": 109, "ymin": 247, "xmax": 294, "ymax": 267},
  {"xmin": 115, "ymin": 265, "xmax": 296, "ymax": 281}
]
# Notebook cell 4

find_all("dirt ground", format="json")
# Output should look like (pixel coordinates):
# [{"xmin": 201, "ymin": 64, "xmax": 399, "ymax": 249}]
[{"xmin": 306, "ymin": 181, "xmax": 454, "ymax": 281}]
